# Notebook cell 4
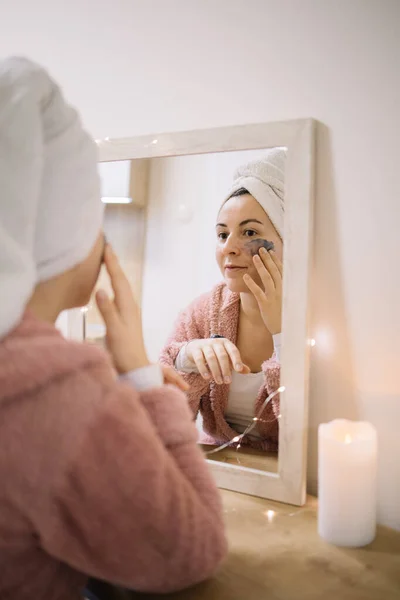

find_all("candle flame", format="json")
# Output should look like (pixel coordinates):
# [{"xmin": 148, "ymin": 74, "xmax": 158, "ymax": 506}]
[{"xmin": 344, "ymin": 434, "xmax": 352, "ymax": 444}]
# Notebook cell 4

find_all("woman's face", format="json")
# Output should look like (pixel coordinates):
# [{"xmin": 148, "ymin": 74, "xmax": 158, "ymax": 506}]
[{"xmin": 215, "ymin": 194, "xmax": 283, "ymax": 294}]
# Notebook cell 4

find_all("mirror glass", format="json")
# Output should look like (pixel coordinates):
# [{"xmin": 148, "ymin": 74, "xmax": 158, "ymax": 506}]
[{"xmin": 79, "ymin": 148, "xmax": 287, "ymax": 475}]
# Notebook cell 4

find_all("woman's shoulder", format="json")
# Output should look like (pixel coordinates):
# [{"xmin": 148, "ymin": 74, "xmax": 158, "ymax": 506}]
[
  {"xmin": 0, "ymin": 311, "xmax": 112, "ymax": 400},
  {"xmin": 174, "ymin": 283, "xmax": 238, "ymax": 339}
]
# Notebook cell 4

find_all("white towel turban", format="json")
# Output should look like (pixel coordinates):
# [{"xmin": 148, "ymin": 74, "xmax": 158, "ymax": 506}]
[
  {"xmin": 0, "ymin": 57, "xmax": 104, "ymax": 339},
  {"xmin": 223, "ymin": 148, "xmax": 286, "ymax": 238}
]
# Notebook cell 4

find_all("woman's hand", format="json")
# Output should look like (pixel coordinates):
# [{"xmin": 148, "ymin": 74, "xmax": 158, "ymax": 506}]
[
  {"xmin": 161, "ymin": 365, "xmax": 190, "ymax": 392},
  {"xmin": 243, "ymin": 248, "xmax": 283, "ymax": 335},
  {"xmin": 96, "ymin": 245, "xmax": 150, "ymax": 374},
  {"xmin": 186, "ymin": 338, "xmax": 250, "ymax": 384}
]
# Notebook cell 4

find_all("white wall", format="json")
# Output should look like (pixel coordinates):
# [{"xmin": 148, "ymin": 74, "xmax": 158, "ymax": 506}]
[
  {"xmin": 55, "ymin": 311, "xmax": 69, "ymax": 337},
  {"xmin": 1, "ymin": 0, "xmax": 399, "ymax": 529}
]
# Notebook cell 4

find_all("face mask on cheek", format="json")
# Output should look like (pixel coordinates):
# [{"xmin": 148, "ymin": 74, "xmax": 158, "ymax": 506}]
[{"xmin": 244, "ymin": 238, "xmax": 275, "ymax": 257}]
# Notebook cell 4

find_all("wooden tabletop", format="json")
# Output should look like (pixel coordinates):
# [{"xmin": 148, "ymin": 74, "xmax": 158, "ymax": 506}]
[{"xmin": 94, "ymin": 490, "xmax": 400, "ymax": 600}]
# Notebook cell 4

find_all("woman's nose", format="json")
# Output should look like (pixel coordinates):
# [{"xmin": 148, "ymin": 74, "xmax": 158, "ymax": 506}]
[{"xmin": 222, "ymin": 235, "xmax": 241, "ymax": 255}]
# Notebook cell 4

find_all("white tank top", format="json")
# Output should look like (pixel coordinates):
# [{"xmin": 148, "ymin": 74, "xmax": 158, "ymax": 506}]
[{"xmin": 224, "ymin": 371, "xmax": 264, "ymax": 439}]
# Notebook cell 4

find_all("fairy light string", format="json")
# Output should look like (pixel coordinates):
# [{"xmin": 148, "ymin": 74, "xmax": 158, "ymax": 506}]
[{"xmin": 205, "ymin": 385, "xmax": 285, "ymax": 456}]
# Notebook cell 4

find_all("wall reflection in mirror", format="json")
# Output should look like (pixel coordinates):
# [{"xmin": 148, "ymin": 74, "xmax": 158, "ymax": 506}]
[{"xmin": 85, "ymin": 147, "xmax": 286, "ymax": 475}]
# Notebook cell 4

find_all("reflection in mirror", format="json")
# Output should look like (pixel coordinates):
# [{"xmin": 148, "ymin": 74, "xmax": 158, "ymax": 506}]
[
  {"xmin": 148, "ymin": 148, "xmax": 286, "ymax": 472},
  {"xmin": 84, "ymin": 148, "xmax": 286, "ymax": 476}
]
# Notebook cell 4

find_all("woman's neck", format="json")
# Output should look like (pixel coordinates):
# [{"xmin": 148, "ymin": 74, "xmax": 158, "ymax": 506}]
[{"xmin": 239, "ymin": 291, "xmax": 265, "ymax": 326}]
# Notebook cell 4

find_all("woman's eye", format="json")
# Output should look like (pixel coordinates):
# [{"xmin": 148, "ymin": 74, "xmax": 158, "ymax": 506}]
[
  {"xmin": 244, "ymin": 229, "xmax": 258, "ymax": 238},
  {"xmin": 218, "ymin": 232, "xmax": 228, "ymax": 240}
]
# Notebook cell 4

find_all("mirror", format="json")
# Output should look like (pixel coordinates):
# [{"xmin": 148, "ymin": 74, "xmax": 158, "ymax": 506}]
[
  {"xmin": 141, "ymin": 148, "xmax": 287, "ymax": 478},
  {"xmin": 61, "ymin": 120, "xmax": 315, "ymax": 505}
]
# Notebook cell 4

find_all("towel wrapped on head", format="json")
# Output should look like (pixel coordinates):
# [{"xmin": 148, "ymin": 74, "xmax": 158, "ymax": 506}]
[
  {"xmin": 0, "ymin": 57, "xmax": 104, "ymax": 339},
  {"xmin": 223, "ymin": 147, "xmax": 286, "ymax": 239}
]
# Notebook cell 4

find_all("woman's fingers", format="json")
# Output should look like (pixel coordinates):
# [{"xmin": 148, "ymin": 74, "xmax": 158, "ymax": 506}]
[
  {"xmin": 202, "ymin": 346, "xmax": 224, "ymax": 384},
  {"xmin": 191, "ymin": 348, "xmax": 211, "ymax": 380},
  {"xmin": 161, "ymin": 365, "xmax": 190, "ymax": 391},
  {"xmin": 258, "ymin": 248, "xmax": 282, "ymax": 290},
  {"xmin": 253, "ymin": 254, "xmax": 275, "ymax": 295},
  {"xmin": 270, "ymin": 249, "xmax": 283, "ymax": 277},
  {"xmin": 188, "ymin": 338, "xmax": 251, "ymax": 382},
  {"xmin": 223, "ymin": 340, "xmax": 248, "ymax": 373},
  {"xmin": 103, "ymin": 245, "xmax": 133, "ymax": 317},
  {"xmin": 243, "ymin": 273, "xmax": 266, "ymax": 307},
  {"xmin": 95, "ymin": 289, "xmax": 119, "ymax": 330},
  {"xmin": 213, "ymin": 344, "xmax": 233, "ymax": 383}
]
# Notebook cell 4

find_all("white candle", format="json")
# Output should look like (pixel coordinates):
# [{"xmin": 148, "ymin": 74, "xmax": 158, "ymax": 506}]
[{"xmin": 318, "ymin": 419, "xmax": 377, "ymax": 547}]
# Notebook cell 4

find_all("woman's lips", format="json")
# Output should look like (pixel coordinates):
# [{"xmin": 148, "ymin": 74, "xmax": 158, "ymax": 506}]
[{"xmin": 224, "ymin": 265, "xmax": 247, "ymax": 275}]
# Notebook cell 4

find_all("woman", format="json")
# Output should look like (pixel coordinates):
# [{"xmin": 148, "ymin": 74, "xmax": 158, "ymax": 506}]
[
  {"xmin": 160, "ymin": 149, "xmax": 285, "ymax": 451},
  {"xmin": 0, "ymin": 58, "xmax": 226, "ymax": 600}
]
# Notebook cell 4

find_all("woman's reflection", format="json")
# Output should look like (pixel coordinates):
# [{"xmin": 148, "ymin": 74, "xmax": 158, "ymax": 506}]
[{"xmin": 161, "ymin": 149, "xmax": 286, "ymax": 451}]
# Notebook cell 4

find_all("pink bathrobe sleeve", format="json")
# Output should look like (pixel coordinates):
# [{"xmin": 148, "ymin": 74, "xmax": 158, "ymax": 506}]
[
  {"xmin": 0, "ymin": 314, "xmax": 227, "ymax": 596},
  {"xmin": 31, "ymin": 363, "xmax": 227, "ymax": 593}
]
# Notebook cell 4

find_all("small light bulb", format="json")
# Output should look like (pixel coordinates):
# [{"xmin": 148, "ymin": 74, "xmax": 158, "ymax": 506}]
[{"xmin": 265, "ymin": 510, "xmax": 275, "ymax": 523}]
